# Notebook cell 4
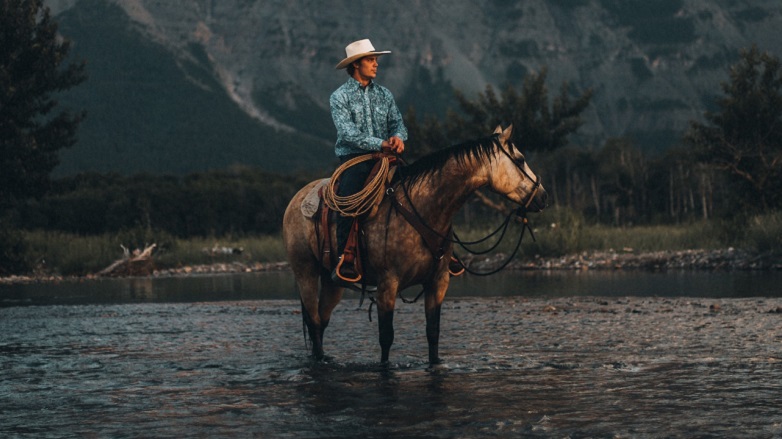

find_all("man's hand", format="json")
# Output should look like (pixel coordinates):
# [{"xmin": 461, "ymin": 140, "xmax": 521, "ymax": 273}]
[{"xmin": 384, "ymin": 136, "xmax": 405, "ymax": 154}]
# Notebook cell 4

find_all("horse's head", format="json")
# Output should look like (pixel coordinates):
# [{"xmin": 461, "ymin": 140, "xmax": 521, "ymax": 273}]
[{"xmin": 489, "ymin": 125, "xmax": 548, "ymax": 212}]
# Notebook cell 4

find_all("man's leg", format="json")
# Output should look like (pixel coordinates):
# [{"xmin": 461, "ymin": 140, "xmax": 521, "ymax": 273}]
[{"xmin": 335, "ymin": 155, "xmax": 374, "ymax": 255}]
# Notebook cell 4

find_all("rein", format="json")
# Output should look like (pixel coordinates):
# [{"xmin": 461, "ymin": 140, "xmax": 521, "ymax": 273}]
[{"xmin": 394, "ymin": 136, "xmax": 539, "ymax": 276}]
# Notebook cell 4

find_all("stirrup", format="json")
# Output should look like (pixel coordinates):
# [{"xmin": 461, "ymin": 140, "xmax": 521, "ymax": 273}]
[
  {"xmin": 448, "ymin": 257, "xmax": 465, "ymax": 276},
  {"xmin": 334, "ymin": 255, "xmax": 361, "ymax": 283}
]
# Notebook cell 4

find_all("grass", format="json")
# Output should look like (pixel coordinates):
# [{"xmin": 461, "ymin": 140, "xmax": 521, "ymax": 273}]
[
  {"xmin": 13, "ymin": 209, "xmax": 781, "ymax": 277},
  {"xmin": 20, "ymin": 230, "xmax": 286, "ymax": 277}
]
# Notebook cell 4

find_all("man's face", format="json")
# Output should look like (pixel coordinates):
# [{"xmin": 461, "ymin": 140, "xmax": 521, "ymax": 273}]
[{"xmin": 354, "ymin": 56, "xmax": 379, "ymax": 82}]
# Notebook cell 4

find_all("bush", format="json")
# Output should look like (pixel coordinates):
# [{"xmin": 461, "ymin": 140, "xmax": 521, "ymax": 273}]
[
  {"xmin": 743, "ymin": 211, "xmax": 782, "ymax": 254},
  {"xmin": 0, "ymin": 222, "xmax": 28, "ymax": 275}
]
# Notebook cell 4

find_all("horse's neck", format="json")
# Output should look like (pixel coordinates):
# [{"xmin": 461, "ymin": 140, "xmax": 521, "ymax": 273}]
[{"xmin": 403, "ymin": 157, "xmax": 488, "ymax": 230}]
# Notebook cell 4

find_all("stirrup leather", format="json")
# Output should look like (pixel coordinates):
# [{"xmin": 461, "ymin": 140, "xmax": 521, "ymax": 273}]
[{"xmin": 334, "ymin": 219, "xmax": 362, "ymax": 283}]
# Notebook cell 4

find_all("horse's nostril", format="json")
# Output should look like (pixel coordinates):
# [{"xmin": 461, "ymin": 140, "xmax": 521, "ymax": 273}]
[{"xmin": 538, "ymin": 189, "xmax": 549, "ymax": 208}]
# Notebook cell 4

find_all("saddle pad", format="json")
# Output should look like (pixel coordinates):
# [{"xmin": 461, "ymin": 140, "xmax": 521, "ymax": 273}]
[{"xmin": 301, "ymin": 178, "xmax": 330, "ymax": 218}]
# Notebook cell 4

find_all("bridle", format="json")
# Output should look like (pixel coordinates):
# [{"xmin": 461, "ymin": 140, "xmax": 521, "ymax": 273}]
[
  {"xmin": 394, "ymin": 134, "xmax": 542, "ymax": 276},
  {"xmin": 497, "ymin": 137, "xmax": 542, "ymax": 214}
]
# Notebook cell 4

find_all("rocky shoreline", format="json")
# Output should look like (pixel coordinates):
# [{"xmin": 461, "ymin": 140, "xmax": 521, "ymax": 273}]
[
  {"xmin": 1, "ymin": 248, "xmax": 779, "ymax": 286},
  {"xmin": 508, "ymin": 247, "xmax": 782, "ymax": 271}
]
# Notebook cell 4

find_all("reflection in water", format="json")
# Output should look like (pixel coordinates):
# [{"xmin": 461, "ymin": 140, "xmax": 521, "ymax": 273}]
[
  {"xmin": 127, "ymin": 277, "xmax": 154, "ymax": 300},
  {"xmin": 2, "ymin": 270, "xmax": 782, "ymax": 307}
]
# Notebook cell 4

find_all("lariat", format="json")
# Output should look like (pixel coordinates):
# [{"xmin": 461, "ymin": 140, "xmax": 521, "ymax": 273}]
[{"xmin": 323, "ymin": 152, "xmax": 395, "ymax": 217}]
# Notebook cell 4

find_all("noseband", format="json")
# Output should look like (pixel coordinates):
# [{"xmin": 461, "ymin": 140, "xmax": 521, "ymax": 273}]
[{"xmin": 495, "ymin": 136, "xmax": 542, "ymax": 213}]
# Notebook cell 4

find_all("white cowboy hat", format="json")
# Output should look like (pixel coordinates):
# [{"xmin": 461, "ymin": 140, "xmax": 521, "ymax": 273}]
[{"xmin": 335, "ymin": 39, "xmax": 391, "ymax": 69}]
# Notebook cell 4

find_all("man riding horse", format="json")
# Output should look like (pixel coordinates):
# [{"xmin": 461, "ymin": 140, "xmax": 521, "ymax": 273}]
[{"xmin": 329, "ymin": 39, "xmax": 407, "ymax": 289}]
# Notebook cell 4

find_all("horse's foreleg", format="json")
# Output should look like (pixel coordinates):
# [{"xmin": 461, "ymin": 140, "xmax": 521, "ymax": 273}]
[
  {"xmin": 425, "ymin": 302, "xmax": 442, "ymax": 365},
  {"xmin": 376, "ymin": 289, "xmax": 398, "ymax": 364},
  {"xmin": 425, "ymin": 271, "xmax": 451, "ymax": 366},
  {"xmin": 378, "ymin": 309, "xmax": 395, "ymax": 363}
]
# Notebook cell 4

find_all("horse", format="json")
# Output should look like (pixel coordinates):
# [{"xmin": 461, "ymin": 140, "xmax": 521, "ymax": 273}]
[{"xmin": 282, "ymin": 125, "xmax": 548, "ymax": 366}]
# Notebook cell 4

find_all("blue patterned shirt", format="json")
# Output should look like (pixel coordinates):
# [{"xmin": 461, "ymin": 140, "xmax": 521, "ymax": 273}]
[{"xmin": 330, "ymin": 77, "xmax": 408, "ymax": 157}]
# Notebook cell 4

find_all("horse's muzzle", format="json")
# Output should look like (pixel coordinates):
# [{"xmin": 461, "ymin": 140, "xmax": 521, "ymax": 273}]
[{"xmin": 526, "ymin": 187, "xmax": 548, "ymax": 212}]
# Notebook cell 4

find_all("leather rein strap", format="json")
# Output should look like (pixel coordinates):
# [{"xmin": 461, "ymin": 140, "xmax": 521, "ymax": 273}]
[{"xmin": 389, "ymin": 189, "xmax": 449, "ymax": 261}]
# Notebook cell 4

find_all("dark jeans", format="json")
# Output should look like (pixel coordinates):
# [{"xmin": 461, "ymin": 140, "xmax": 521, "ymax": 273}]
[{"xmin": 335, "ymin": 153, "xmax": 375, "ymax": 255}]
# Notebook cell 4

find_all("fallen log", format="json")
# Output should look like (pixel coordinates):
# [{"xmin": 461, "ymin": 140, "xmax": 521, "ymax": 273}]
[{"xmin": 98, "ymin": 244, "xmax": 157, "ymax": 277}]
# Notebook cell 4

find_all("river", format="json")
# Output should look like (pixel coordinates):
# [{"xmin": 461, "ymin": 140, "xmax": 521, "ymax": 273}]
[{"xmin": 2, "ymin": 271, "xmax": 781, "ymax": 437}]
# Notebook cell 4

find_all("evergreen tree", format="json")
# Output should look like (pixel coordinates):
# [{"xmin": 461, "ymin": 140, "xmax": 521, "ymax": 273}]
[
  {"xmin": 685, "ymin": 45, "xmax": 782, "ymax": 211},
  {"xmin": 449, "ymin": 68, "xmax": 593, "ymax": 152},
  {"xmin": 0, "ymin": 0, "xmax": 87, "ymax": 210},
  {"xmin": 405, "ymin": 68, "xmax": 592, "ymax": 158}
]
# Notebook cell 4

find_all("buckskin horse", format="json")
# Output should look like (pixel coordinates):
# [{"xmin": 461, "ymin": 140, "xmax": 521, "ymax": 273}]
[{"xmin": 282, "ymin": 126, "xmax": 548, "ymax": 366}]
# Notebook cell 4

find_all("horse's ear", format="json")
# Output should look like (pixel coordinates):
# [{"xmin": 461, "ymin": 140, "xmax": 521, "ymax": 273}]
[
  {"xmin": 493, "ymin": 125, "xmax": 502, "ymax": 135},
  {"xmin": 502, "ymin": 125, "xmax": 513, "ymax": 141}
]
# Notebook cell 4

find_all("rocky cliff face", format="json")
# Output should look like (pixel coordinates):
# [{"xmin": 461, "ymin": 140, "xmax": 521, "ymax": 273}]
[{"xmin": 47, "ymin": 0, "xmax": 782, "ymax": 173}]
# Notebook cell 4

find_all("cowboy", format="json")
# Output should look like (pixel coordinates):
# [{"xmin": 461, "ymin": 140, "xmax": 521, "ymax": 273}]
[{"xmin": 329, "ymin": 39, "xmax": 408, "ymax": 286}]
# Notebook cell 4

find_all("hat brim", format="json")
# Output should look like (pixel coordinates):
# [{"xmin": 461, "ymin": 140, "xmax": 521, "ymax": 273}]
[{"xmin": 335, "ymin": 50, "xmax": 391, "ymax": 69}]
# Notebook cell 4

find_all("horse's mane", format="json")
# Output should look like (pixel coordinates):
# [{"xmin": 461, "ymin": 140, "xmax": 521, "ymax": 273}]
[{"xmin": 398, "ymin": 134, "xmax": 506, "ymax": 187}]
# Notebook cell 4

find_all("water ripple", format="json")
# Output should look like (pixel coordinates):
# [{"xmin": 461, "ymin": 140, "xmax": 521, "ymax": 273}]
[{"xmin": 1, "ymin": 297, "xmax": 781, "ymax": 437}]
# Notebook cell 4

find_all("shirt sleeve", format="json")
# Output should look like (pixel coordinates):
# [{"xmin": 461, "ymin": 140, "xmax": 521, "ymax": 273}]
[
  {"xmin": 385, "ymin": 90, "xmax": 408, "ymax": 141},
  {"xmin": 330, "ymin": 91, "xmax": 384, "ymax": 151}
]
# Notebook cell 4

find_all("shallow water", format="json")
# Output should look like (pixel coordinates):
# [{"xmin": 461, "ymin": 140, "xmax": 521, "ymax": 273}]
[
  {"xmin": 2, "ymin": 293, "xmax": 782, "ymax": 437},
  {"xmin": 3, "ymin": 269, "xmax": 782, "ymax": 307}
]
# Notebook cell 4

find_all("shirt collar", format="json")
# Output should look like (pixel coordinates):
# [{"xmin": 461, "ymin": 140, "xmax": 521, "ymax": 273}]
[{"xmin": 347, "ymin": 76, "xmax": 374, "ymax": 90}]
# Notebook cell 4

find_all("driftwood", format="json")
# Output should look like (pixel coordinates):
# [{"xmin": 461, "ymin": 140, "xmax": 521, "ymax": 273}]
[{"xmin": 98, "ymin": 244, "xmax": 157, "ymax": 277}]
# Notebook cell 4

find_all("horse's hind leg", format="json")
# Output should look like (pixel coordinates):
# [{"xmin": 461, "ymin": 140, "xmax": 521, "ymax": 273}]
[
  {"xmin": 375, "ymin": 283, "xmax": 399, "ymax": 364},
  {"xmin": 298, "ymin": 265, "xmax": 345, "ymax": 361},
  {"xmin": 315, "ymin": 268, "xmax": 344, "ymax": 356},
  {"xmin": 295, "ymin": 263, "xmax": 327, "ymax": 360}
]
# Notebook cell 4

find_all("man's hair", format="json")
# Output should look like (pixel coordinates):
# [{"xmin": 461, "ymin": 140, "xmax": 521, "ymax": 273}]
[{"xmin": 346, "ymin": 62, "xmax": 356, "ymax": 76}]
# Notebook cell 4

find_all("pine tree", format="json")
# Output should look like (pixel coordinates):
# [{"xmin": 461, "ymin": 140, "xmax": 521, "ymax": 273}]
[
  {"xmin": 685, "ymin": 45, "xmax": 782, "ymax": 210},
  {"xmin": 0, "ymin": 0, "xmax": 87, "ymax": 210}
]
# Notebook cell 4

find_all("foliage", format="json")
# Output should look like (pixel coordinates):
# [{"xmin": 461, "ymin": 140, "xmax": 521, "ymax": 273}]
[
  {"xmin": 0, "ymin": 0, "xmax": 86, "ymax": 210},
  {"xmin": 519, "ymin": 206, "xmax": 730, "ymax": 258},
  {"xmin": 22, "ymin": 230, "xmax": 121, "ymax": 275},
  {"xmin": 20, "ymin": 230, "xmax": 287, "ymax": 276},
  {"xmin": 405, "ymin": 47, "xmax": 782, "ymax": 226},
  {"xmin": 18, "ymin": 167, "xmax": 312, "ymax": 237},
  {"xmin": 0, "ymin": 216, "xmax": 28, "ymax": 274},
  {"xmin": 405, "ymin": 68, "xmax": 593, "ymax": 160},
  {"xmin": 685, "ymin": 45, "xmax": 782, "ymax": 211},
  {"xmin": 743, "ymin": 211, "xmax": 782, "ymax": 254}
]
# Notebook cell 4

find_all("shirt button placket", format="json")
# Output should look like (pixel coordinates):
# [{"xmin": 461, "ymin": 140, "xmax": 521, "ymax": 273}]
[{"xmin": 363, "ymin": 87, "xmax": 374, "ymax": 137}]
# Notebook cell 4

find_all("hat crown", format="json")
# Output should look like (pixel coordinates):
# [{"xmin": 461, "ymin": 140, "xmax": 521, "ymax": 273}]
[{"xmin": 344, "ymin": 39, "xmax": 376, "ymax": 58}]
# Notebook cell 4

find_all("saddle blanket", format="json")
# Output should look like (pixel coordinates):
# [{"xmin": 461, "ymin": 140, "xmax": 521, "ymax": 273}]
[{"xmin": 301, "ymin": 178, "xmax": 330, "ymax": 218}]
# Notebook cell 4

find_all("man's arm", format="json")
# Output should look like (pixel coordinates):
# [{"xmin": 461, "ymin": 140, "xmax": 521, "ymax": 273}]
[{"xmin": 386, "ymin": 90, "xmax": 408, "ymax": 143}]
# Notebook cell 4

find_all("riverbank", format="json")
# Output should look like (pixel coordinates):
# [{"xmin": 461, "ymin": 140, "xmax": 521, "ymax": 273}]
[
  {"xmin": 508, "ymin": 247, "xmax": 782, "ymax": 271},
  {"xmin": 2, "ymin": 248, "xmax": 779, "ymax": 286}
]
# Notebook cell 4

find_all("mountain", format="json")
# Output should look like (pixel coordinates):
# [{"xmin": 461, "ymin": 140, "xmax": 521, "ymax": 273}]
[{"xmin": 46, "ymin": 0, "xmax": 782, "ymax": 175}]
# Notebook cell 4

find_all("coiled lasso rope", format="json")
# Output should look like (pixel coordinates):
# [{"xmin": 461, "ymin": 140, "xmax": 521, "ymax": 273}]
[{"xmin": 323, "ymin": 153, "xmax": 394, "ymax": 217}]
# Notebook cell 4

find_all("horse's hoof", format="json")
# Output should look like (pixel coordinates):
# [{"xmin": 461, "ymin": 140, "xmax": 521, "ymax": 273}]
[
  {"xmin": 426, "ymin": 358, "xmax": 446, "ymax": 371},
  {"xmin": 311, "ymin": 353, "xmax": 333, "ymax": 363}
]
